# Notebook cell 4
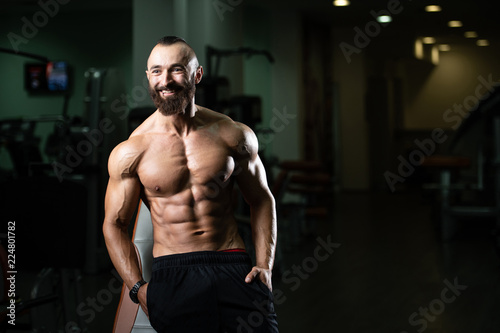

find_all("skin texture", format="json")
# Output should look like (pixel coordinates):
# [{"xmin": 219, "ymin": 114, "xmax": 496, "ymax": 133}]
[{"xmin": 102, "ymin": 42, "xmax": 277, "ymax": 317}]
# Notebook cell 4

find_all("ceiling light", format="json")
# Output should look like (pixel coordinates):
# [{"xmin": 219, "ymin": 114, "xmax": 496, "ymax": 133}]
[
  {"xmin": 333, "ymin": 0, "xmax": 350, "ymax": 6},
  {"xmin": 448, "ymin": 20, "xmax": 463, "ymax": 28},
  {"xmin": 376, "ymin": 15, "xmax": 392, "ymax": 23},
  {"xmin": 464, "ymin": 31, "xmax": 478, "ymax": 38},
  {"xmin": 422, "ymin": 37, "xmax": 436, "ymax": 44},
  {"xmin": 425, "ymin": 5, "xmax": 442, "ymax": 12},
  {"xmin": 477, "ymin": 39, "xmax": 489, "ymax": 46},
  {"xmin": 438, "ymin": 44, "xmax": 451, "ymax": 51}
]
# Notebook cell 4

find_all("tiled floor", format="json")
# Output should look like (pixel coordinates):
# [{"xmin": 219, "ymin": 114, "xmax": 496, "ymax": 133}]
[{"xmin": 6, "ymin": 189, "xmax": 500, "ymax": 332}]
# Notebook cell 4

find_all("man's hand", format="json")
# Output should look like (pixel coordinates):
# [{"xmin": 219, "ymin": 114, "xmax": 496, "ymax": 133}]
[
  {"xmin": 137, "ymin": 283, "xmax": 149, "ymax": 317},
  {"xmin": 245, "ymin": 266, "xmax": 273, "ymax": 291}
]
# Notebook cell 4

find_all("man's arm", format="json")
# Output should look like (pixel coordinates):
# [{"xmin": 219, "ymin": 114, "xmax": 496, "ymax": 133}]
[
  {"xmin": 102, "ymin": 141, "xmax": 148, "ymax": 313},
  {"xmin": 234, "ymin": 123, "xmax": 277, "ymax": 290}
]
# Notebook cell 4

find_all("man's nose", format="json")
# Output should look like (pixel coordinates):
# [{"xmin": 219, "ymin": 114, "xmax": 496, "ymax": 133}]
[{"xmin": 158, "ymin": 71, "xmax": 172, "ymax": 86}]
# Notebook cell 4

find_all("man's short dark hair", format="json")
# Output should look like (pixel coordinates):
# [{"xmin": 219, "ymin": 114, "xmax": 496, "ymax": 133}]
[
  {"xmin": 152, "ymin": 36, "xmax": 199, "ymax": 69},
  {"xmin": 157, "ymin": 36, "xmax": 188, "ymax": 46}
]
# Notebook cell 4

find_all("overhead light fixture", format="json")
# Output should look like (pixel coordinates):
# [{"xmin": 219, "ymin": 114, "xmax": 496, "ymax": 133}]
[
  {"xmin": 464, "ymin": 31, "xmax": 478, "ymax": 38},
  {"xmin": 376, "ymin": 15, "xmax": 392, "ymax": 23},
  {"xmin": 477, "ymin": 39, "xmax": 489, "ymax": 46},
  {"xmin": 448, "ymin": 20, "xmax": 463, "ymax": 28},
  {"xmin": 425, "ymin": 5, "xmax": 442, "ymax": 12},
  {"xmin": 438, "ymin": 44, "xmax": 451, "ymax": 51},
  {"xmin": 422, "ymin": 37, "xmax": 436, "ymax": 44},
  {"xmin": 333, "ymin": 0, "xmax": 350, "ymax": 6}
]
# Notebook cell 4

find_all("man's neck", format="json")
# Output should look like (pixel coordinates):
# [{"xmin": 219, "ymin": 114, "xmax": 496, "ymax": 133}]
[{"xmin": 157, "ymin": 102, "xmax": 198, "ymax": 137}]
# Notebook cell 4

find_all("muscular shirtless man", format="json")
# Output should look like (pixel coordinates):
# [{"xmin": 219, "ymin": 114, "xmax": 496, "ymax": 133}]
[{"xmin": 102, "ymin": 36, "xmax": 278, "ymax": 332}]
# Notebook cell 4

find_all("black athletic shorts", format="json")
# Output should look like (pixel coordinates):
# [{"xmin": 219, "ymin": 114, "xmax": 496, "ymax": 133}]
[{"xmin": 146, "ymin": 250, "xmax": 279, "ymax": 333}]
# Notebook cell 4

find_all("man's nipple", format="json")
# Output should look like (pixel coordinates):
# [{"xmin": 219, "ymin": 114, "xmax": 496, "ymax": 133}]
[{"xmin": 155, "ymin": 186, "xmax": 160, "ymax": 192}]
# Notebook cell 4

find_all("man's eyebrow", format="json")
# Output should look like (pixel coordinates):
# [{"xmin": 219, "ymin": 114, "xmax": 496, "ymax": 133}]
[
  {"xmin": 148, "ymin": 63, "xmax": 187, "ymax": 71},
  {"xmin": 169, "ymin": 63, "xmax": 187, "ymax": 69}
]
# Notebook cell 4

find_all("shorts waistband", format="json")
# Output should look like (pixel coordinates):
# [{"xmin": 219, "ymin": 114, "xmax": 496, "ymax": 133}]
[{"xmin": 152, "ymin": 250, "xmax": 252, "ymax": 271}]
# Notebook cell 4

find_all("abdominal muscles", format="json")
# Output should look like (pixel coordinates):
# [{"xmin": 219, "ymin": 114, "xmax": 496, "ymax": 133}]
[{"xmin": 147, "ymin": 184, "xmax": 241, "ymax": 255}]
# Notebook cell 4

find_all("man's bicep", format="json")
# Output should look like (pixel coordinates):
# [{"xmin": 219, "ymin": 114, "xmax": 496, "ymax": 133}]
[
  {"xmin": 104, "ymin": 172, "xmax": 141, "ymax": 229},
  {"xmin": 236, "ymin": 155, "xmax": 273, "ymax": 205},
  {"xmin": 232, "ymin": 122, "xmax": 273, "ymax": 204},
  {"xmin": 104, "ymin": 142, "xmax": 142, "ymax": 227}
]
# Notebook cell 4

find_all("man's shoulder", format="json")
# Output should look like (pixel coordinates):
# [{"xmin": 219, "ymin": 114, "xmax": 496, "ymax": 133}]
[
  {"xmin": 196, "ymin": 106, "xmax": 233, "ymax": 124},
  {"xmin": 108, "ymin": 136, "xmax": 146, "ymax": 178},
  {"xmin": 111, "ymin": 136, "xmax": 145, "ymax": 156},
  {"xmin": 196, "ymin": 106, "xmax": 258, "ymax": 158},
  {"xmin": 196, "ymin": 105, "xmax": 253, "ymax": 135}
]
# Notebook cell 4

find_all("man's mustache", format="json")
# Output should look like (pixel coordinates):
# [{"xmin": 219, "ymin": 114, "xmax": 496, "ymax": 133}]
[{"xmin": 156, "ymin": 82, "xmax": 184, "ymax": 92}]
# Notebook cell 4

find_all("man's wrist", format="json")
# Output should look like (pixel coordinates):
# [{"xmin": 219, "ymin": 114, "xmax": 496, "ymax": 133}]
[
  {"xmin": 256, "ymin": 263, "xmax": 273, "ymax": 271},
  {"xmin": 129, "ymin": 279, "xmax": 147, "ymax": 304}
]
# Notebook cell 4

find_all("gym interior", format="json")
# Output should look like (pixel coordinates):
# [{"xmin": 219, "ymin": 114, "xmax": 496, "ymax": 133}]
[{"xmin": 1, "ymin": 0, "xmax": 500, "ymax": 332}]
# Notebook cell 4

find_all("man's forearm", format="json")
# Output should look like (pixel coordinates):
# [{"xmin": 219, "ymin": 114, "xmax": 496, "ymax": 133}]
[
  {"xmin": 251, "ymin": 198, "xmax": 277, "ymax": 270},
  {"xmin": 103, "ymin": 224, "xmax": 144, "ymax": 289}
]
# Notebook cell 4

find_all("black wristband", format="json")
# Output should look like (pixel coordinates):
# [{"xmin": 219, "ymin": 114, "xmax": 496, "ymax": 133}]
[{"xmin": 129, "ymin": 279, "xmax": 146, "ymax": 304}]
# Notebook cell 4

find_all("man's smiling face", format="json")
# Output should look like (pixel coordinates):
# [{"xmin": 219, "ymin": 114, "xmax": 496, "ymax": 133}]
[{"xmin": 146, "ymin": 43, "xmax": 200, "ymax": 116}]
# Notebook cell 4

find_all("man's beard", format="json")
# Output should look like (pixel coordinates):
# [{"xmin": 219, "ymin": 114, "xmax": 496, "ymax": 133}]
[{"xmin": 149, "ymin": 78, "xmax": 196, "ymax": 116}]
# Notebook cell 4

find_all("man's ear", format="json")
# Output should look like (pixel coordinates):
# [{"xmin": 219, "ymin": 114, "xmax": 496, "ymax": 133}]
[{"xmin": 195, "ymin": 66, "xmax": 203, "ymax": 84}]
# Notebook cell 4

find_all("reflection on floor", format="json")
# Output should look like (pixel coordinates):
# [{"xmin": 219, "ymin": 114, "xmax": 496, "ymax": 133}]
[{"xmin": 8, "ymin": 189, "xmax": 500, "ymax": 332}]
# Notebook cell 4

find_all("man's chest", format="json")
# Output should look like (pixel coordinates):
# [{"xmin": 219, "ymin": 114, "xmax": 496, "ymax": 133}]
[{"xmin": 137, "ymin": 134, "xmax": 236, "ymax": 195}]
